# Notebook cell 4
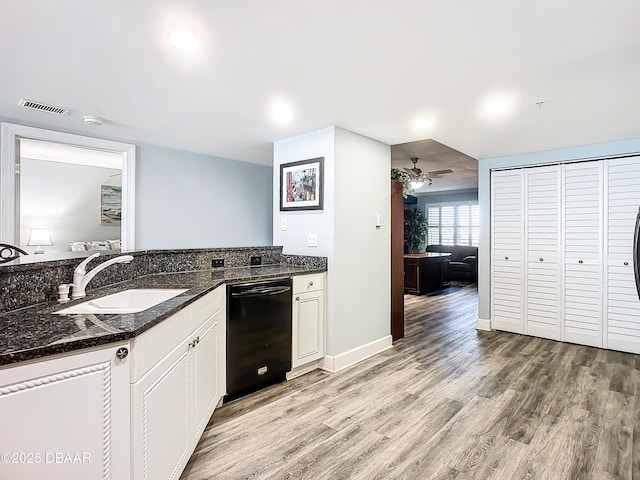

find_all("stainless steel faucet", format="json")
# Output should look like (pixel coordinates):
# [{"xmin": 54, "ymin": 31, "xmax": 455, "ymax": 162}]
[{"xmin": 67, "ymin": 252, "xmax": 134, "ymax": 300}]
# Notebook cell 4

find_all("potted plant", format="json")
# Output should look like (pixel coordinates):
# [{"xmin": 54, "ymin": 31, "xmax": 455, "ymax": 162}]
[
  {"xmin": 404, "ymin": 207, "xmax": 427, "ymax": 253},
  {"xmin": 391, "ymin": 168, "xmax": 412, "ymax": 197}
]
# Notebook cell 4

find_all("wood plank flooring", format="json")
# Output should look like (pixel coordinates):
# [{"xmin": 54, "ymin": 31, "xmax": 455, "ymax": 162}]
[{"xmin": 180, "ymin": 283, "xmax": 640, "ymax": 480}]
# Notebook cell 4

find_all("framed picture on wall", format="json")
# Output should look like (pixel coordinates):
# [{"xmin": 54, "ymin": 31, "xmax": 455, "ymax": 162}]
[
  {"xmin": 279, "ymin": 157, "xmax": 324, "ymax": 211},
  {"xmin": 101, "ymin": 185, "xmax": 122, "ymax": 225}
]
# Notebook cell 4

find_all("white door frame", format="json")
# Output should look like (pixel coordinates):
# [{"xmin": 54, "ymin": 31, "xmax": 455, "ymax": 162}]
[{"xmin": 0, "ymin": 122, "xmax": 136, "ymax": 251}]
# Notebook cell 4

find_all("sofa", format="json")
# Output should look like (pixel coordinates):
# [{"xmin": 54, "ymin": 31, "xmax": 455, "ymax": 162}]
[{"xmin": 425, "ymin": 244, "xmax": 477, "ymax": 282}]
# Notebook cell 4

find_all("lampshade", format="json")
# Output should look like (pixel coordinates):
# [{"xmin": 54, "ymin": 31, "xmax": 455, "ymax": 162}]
[{"xmin": 27, "ymin": 227, "xmax": 53, "ymax": 254}]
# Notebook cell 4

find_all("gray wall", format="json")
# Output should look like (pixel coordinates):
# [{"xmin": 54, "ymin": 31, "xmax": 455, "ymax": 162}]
[
  {"xmin": 136, "ymin": 144, "xmax": 272, "ymax": 249},
  {"xmin": 1, "ymin": 117, "xmax": 274, "ymax": 251}
]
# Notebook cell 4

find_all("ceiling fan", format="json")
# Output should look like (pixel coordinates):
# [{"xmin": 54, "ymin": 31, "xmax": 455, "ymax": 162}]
[{"xmin": 403, "ymin": 157, "xmax": 453, "ymax": 189}]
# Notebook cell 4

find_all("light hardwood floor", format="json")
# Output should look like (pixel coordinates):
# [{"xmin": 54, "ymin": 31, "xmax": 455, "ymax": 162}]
[{"xmin": 181, "ymin": 283, "xmax": 640, "ymax": 480}]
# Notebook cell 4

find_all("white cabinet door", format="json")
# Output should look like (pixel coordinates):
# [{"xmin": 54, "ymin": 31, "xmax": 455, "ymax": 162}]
[
  {"xmin": 131, "ymin": 285, "xmax": 226, "ymax": 480},
  {"xmin": 525, "ymin": 165, "xmax": 561, "ymax": 341},
  {"xmin": 131, "ymin": 339, "xmax": 191, "ymax": 480},
  {"xmin": 292, "ymin": 290, "xmax": 324, "ymax": 368},
  {"xmin": 491, "ymin": 169, "xmax": 524, "ymax": 334},
  {"xmin": 292, "ymin": 274, "xmax": 325, "ymax": 369},
  {"xmin": 191, "ymin": 312, "xmax": 223, "ymax": 442},
  {"xmin": 563, "ymin": 161, "xmax": 603, "ymax": 347},
  {"xmin": 604, "ymin": 157, "xmax": 640, "ymax": 354},
  {"xmin": 0, "ymin": 344, "xmax": 131, "ymax": 480}
]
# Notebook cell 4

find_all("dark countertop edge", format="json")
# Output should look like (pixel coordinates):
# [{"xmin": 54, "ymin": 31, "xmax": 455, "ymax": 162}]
[{"xmin": 0, "ymin": 265, "xmax": 326, "ymax": 367}]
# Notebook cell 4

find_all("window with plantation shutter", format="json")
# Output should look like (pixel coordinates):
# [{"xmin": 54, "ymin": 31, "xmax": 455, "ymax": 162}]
[
  {"xmin": 425, "ymin": 203, "xmax": 479, "ymax": 247},
  {"xmin": 427, "ymin": 207, "xmax": 440, "ymax": 245}
]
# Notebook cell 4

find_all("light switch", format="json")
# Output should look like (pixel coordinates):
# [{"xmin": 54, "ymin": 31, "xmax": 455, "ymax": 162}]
[
  {"xmin": 307, "ymin": 233, "xmax": 318, "ymax": 247},
  {"xmin": 376, "ymin": 213, "xmax": 384, "ymax": 227},
  {"xmin": 281, "ymin": 217, "xmax": 288, "ymax": 231}
]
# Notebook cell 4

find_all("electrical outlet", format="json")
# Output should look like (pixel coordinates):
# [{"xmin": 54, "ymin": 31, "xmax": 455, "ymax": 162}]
[
  {"xmin": 307, "ymin": 233, "xmax": 318, "ymax": 247},
  {"xmin": 281, "ymin": 217, "xmax": 288, "ymax": 231},
  {"xmin": 250, "ymin": 256, "xmax": 262, "ymax": 266},
  {"xmin": 211, "ymin": 258, "xmax": 224, "ymax": 268}
]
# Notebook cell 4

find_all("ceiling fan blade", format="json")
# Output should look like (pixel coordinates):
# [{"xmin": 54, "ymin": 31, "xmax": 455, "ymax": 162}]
[
  {"xmin": 402, "ymin": 167, "xmax": 415, "ymax": 176},
  {"xmin": 426, "ymin": 169, "xmax": 454, "ymax": 176}
]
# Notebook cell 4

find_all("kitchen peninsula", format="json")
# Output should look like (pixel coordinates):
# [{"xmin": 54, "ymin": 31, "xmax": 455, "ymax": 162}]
[{"xmin": 0, "ymin": 246, "xmax": 327, "ymax": 480}]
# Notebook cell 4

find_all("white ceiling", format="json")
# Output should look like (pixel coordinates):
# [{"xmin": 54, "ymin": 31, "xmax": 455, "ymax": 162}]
[{"xmin": 1, "ymin": 1, "xmax": 639, "ymax": 167}]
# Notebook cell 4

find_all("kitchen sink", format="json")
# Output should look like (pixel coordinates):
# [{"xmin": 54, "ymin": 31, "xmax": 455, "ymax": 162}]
[{"xmin": 55, "ymin": 288, "xmax": 188, "ymax": 315}]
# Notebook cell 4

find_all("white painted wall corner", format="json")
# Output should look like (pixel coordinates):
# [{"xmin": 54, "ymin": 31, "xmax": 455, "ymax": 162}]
[{"xmin": 476, "ymin": 318, "xmax": 491, "ymax": 331}]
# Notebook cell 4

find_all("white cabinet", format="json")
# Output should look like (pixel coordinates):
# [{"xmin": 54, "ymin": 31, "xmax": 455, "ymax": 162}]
[
  {"xmin": 490, "ymin": 169, "xmax": 524, "ymax": 334},
  {"xmin": 131, "ymin": 286, "xmax": 225, "ymax": 480},
  {"xmin": 604, "ymin": 157, "xmax": 640, "ymax": 354},
  {"xmin": 0, "ymin": 343, "xmax": 131, "ymax": 480},
  {"xmin": 291, "ymin": 274, "xmax": 325, "ymax": 370},
  {"xmin": 525, "ymin": 165, "xmax": 561, "ymax": 340}
]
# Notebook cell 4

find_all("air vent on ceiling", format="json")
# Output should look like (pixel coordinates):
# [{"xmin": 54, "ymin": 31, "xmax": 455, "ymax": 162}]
[{"xmin": 18, "ymin": 98, "xmax": 71, "ymax": 116}]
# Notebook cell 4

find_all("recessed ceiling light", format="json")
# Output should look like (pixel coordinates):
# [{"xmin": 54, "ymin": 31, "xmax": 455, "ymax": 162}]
[
  {"xmin": 411, "ymin": 114, "xmax": 437, "ymax": 132},
  {"xmin": 270, "ymin": 101, "xmax": 293, "ymax": 124},
  {"xmin": 479, "ymin": 93, "xmax": 517, "ymax": 121},
  {"xmin": 168, "ymin": 29, "xmax": 200, "ymax": 51}
]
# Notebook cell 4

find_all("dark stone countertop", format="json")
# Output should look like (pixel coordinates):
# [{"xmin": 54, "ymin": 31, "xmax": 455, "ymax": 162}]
[{"xmin": 0, "ymin": 264, "xmax": 325, "ymax": 367}]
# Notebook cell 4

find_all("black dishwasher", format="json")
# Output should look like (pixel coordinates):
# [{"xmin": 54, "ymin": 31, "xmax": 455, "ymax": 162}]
[{"xmin": 226, "ymin": 278, "xmax": 292, "ymax": 401}]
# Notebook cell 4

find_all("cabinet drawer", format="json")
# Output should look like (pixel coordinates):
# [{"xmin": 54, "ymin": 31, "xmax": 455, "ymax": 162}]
[
  {"xmin": 293, "ymin": 273, "xmax": 324, "ymax": 294},
  {"xmin": 191, "ymin": 286, "xmax": 222, "ymax": 331},
  {"xmin": 131, "ymin": 307, "xmax": 192, "ymax": 382}
]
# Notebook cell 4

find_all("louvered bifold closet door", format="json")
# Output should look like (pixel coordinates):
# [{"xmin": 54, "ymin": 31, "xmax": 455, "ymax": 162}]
[
  {"xmin": 491, "ymin": 169, "xmax": 524, "ymax": 334},
  {"xmin": 525, "ymin": 165, "xmax": 561, "ymax": 341},
  {"xmin": 605, "ymin": 157, "xmax": 640, "ymax": 354},
  {"xmin": 563, "ymin": 162, "xmax": 603, "ymax": 347}
]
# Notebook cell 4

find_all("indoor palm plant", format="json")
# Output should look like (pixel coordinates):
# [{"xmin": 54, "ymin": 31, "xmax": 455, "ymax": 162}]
[{"xmin": 404, "ymin": 207, "xmax": 427, "ymax": 253}]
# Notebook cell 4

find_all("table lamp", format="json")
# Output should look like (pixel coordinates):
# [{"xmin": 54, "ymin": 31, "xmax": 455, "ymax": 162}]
[{"xmin": 27, "ymin": 227, "xmax": 53, "ymax": 254}]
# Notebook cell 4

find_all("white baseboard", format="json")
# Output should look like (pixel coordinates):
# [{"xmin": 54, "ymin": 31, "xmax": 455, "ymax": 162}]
[
  {"xmin": 476, "ymin": 318, "xmax": 491, "ymax": 331},
  {"xmin": 286, "ymin": 360, "xmax": 321, "ymax": 380},
  {"xmin": 320, "ymin": 335, "xmax": 393, "ymax": 373}
]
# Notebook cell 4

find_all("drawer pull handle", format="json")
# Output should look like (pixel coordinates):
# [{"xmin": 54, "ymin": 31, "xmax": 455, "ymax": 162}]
[
  {"xmin": 295, "ymin": 296, "xmax": 300, "ymax": 301},
  {"xmin": 309, "ymin": 281, "xmax": 314, "ymax": 287},
  {"xmin": 624, "ymin": 261, "xmax": 629, "ymax": 266},
  {"xmin": 115, "ymin": 347, "xmax": 129, "ymax": 360},
  {"xmin": 539, "ymin": 258, "xmax": 544, "ymax": 262},
  {"xmin": 578, "ymin": 260, "xmax": 583, "ymax": 264},
  {"xmin": 504, "ymin": 256, "xmax": 509, "ymax": 260}
]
